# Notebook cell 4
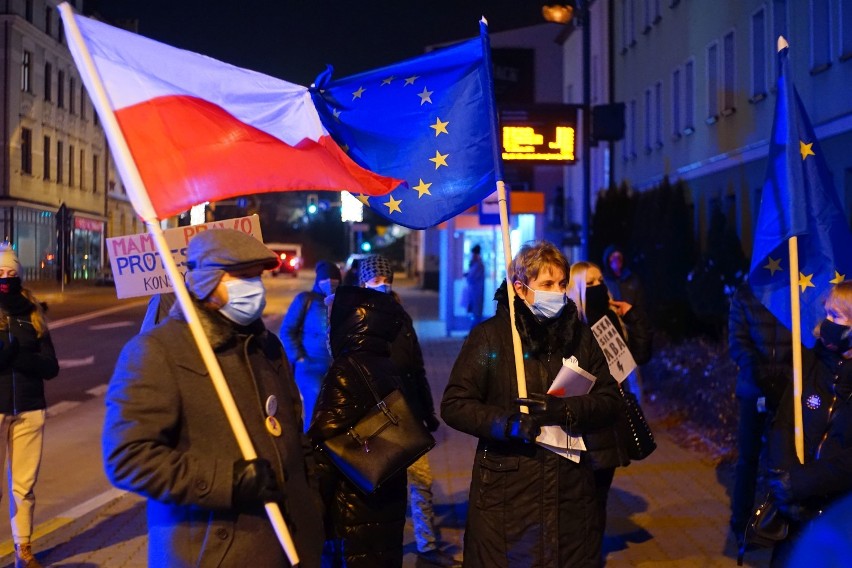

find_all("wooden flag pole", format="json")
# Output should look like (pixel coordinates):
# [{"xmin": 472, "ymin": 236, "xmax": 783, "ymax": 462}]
[
  {"xmin": 59, "ymin": 4, "xmax": 300, "ymax": 563},
  {"xmin": 788, "ymin": 237, "xmax": 805, "ymax": 463},
  {"xmin": 496, "ymin": 180, "xmax": 529, "ymax": 409}
]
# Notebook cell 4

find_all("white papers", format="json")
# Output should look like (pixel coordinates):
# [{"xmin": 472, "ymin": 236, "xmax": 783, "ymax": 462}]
[
  {"xmin": 536, "ymin": 426, "xmax": 585, "ymax": 463},
  {"xmin": 547, "ymin": 357, "xmax": 597, "ymax": 397},
  {"xmin": 590, "ymin": 317, "xmax": 637, "ymax": 384}
]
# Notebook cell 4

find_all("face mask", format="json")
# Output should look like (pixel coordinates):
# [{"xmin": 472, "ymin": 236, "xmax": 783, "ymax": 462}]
[
  {"xmin": 0, "ymin": 277, "xmax": 22, "ymax": 296},
  {"xmin": 820, "ymin": 319, "xmax": 852, "ymax": 353},
  {"xmin": 318, "ymin": 279, "xmax": 339, "ymax": 297},
  {"xmin": 584, "ymin": 284, "xmax": 610, "ymax": 322},
  {"xmin": 522, "ymin": 283, "xmax": 567, "ymax": 320},
  {"xmin": 366, "ymin": 283, "xmax": 391, "ymax": 294},
  {"xmin": 219, "ymin": 277, "xmax": 266, "ymax": 326}
]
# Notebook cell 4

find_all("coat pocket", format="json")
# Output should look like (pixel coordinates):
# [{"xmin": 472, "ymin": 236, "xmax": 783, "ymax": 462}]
[{"xmin": 475, "ymin": 451, "xmax": 520, "ymax": 511}]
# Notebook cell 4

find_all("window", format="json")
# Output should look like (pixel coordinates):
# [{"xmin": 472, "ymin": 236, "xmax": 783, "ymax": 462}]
[
  {"xmin": 21, "ymin": 128, "xmax": 32, "ymax": 175},
  {"xmin": 722, "ymin": 31, "xmax": 736, "ymax": 114},
  {"xmin": 672, "ymin": 68, "xmax": 682, "ymax": 138},
  {"xmin": 69, "ymin": 78, "xmax": 76, "ymax": 115},
  {"xmin": 706, "ymin": 42, "xmax": 719, "ymax": 123},
  {"xmin": 655, "ymin": 81, "xmax": 663, "ymax": 147},
  {"xmin": 43, "ymin": 62, "xmax": 52, "ymax": 101},
  {"xmin": 80, "ymin": 88, "xmax": 86, "ymax": 120},
  {"xmin": 644, "ymin": 88, "xmax": 652, "ymax": 152},
  {"xmin": 57, "ymin": 70, "xmax": 65, "ymax": 108},
  {"xmin": 842, "ymin": 1, "xmax": 852, "ymax": 59},
  {"xmin": 629, "ymin": 98, "xmax": 637, "ymax": 158},
  {"xmin": 643, "ymin": 0, "xmax": 652, "ymax": 33},
  {"xmin": 628, "ymin": 0, "xmax": 637, "ymax": 46},
  {"xmin": 68, "ymin": 144, "xmax": 75, "ymax": 186},
  {"xmin": 751, "ymin": 8, "xmax": 768, "ymax": 100},
  {"xmin": 652, "ymin": 0, "xmax": 661, "ymax": 23},
  {"xmin": 21, "ymin": 51, "xmax": 31, "ymax": 92},
  {"xmin": 25, "ymin": 0, "xmax": 33, "ymax": 23},
  {"xmin": 621, "ymin": 0, "xmax": 630, "ymax": 52},
  {"xmin": 43, "ymin": 136, "xmax": 50, "ymax": 180},
  {"xmin": 810, "ymin": 0, "xmax": 831, "ymax": 73},
  {"xmin": 57, "ymin": 141, "xmax": 64, "ymax": 183},
  {"xmin": 79, "ymin": 148, "xmax": 85, "ymax": 189},
  {"xmin": 45, "ymin": 6, "xmax": 52, "ymax": 36},
  {"xmin": 92, "ymin": 154, "xmax": 99, "ymax": 192},
  {"xmin": 684, "ymin": 59, "xmax": 695, "ymax": 133}
]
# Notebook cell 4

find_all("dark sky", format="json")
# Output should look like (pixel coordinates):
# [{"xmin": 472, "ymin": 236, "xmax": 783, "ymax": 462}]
[{"xmin": 87, "ymin": 1, "xmax": 545, "ymax": 86}]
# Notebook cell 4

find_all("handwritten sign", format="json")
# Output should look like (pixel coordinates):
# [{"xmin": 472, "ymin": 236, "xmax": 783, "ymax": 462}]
[
  {"xmin": 590, "ymin": 316, "xmax": 637, "ymax": 384},
  {"xmin": 107, "ymin": 215, "xmax": 264, "ymax": 299}
]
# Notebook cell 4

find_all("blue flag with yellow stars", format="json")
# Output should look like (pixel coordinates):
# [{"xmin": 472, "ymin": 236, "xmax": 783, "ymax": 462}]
[
  {"xmin": 311, "ymin": 21, "xmax": 502, "ymax": 229},
  {"xmin": 749, "ymin": 40, "xmax": 852, "ymax": 348}
]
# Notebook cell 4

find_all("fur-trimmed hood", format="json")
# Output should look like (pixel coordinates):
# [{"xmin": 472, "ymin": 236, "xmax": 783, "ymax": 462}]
[{"xmin": 493, "ymin": 281, "xmax": 581, "ymax": 359}]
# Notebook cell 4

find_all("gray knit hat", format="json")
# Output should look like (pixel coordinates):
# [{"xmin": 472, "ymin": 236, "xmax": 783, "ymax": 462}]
[
  {"xmin": 185, "ymin": 229, "xmax": 279, "ymax": 299},
  {"xmin": 359, "ymin": 254, "xmax": 393, "ymax": 285},
  {"xmin": 0, "ymin": 242, "xmax": 21, "ymax": 275}
]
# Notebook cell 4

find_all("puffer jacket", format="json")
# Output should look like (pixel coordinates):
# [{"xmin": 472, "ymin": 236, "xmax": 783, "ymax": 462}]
[
  {"xmin": 768, "ymin": 345, "xmax": 852, "ymax": 518},
  {"xmin": 308, "ymin": 285, "xmax": 408, "ymax": 568},
  {"xmin": 441, "ymin": 284, "xmax": 622, "ymax": 567},
  {"xmin": 729, "ymin": 282, "xmax": 793, "ymax": 403},
  {"xmin": 0, "ymin": 300, "xmax": 59, "ymax": 414}
]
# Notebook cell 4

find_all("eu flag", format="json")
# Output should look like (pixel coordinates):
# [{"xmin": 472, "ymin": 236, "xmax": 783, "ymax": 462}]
[
  {"xmin": 749, "ymin": 41, "xmax": 852, "ymax": 348},
  {"xmin": 311, "ymin": 22, "xmax": 502, "ymax": 229}
]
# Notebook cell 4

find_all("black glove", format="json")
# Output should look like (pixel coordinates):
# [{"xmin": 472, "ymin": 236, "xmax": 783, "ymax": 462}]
[
  {"xmin": 515, "ymin": 393, "xmax": 572, "ymax": 426},
  {"xmin": 424, "ymin": 414, "xmax": 441, "ymax": 433},
  {"xmin": 504, "ymin": 413, "xmax": 540, "ymax": 443},
  {"xmin": 767, "ymin": 468, "xmax": 806, "ymax": 520},
  {"xmin": 232, "ymin": 458, "xmax": 284, "ymax": 507}
]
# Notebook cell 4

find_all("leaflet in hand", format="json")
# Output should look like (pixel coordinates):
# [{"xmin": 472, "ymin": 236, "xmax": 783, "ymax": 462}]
[{"xmin": 547, "ymin": 357, "xmax": 596, "ymax": 397}]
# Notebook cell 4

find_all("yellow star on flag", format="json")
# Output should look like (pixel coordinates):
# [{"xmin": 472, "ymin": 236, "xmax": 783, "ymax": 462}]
[
  {"xmin": 800, "ymin": 140, "xmax": 815, "ymax": 160},
  {"xmin": 763, "ymin": 257, "xmax": 782, "ymax": 276},
  {"xmin": 403, "ymin": 76, "xmax": 419, "ymax": 86},
  {"xmin": 830, "ymin": 270, "xmax": 846, "ymax": 285},
  {"xmin": 798, "ymin": 272, "xmax": 815, "ymax": 292},
  {"xmin": 418, "ymin": 87, "xmax": 434, "ymax": 105},
  {"xmin": 430, "ymin": 117, "xmax": 449, "ymax": 136},
  {"xmin": 381, "ymin": 76, "xmax": 395, "ymax": 85},
  {"xmin": 355, "ymin": 194, "xmax": 371, "ymax": 206},
  {"xmin": 384, "ymin": 195, "xmax": 402, "ymax": 214},
  {"xmin": 430, "ymin": 150, "xmax": 449, "ymax": 169},
  {"xmin": 352, "ymin": 86, "xmax": 366, "ymax": 100},
  {"xmin": 332, "ymin": 108, "xmax": 342, "ymax": 121},
  {"xmin": 413, "ymin": 179, "xmax": 432, "ymax": 198}
]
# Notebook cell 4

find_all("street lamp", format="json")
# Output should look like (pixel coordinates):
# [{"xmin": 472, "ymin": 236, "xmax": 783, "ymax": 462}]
[{"xmin": 543, "ymin": 1, "xmax": 592, "ymax": 260}]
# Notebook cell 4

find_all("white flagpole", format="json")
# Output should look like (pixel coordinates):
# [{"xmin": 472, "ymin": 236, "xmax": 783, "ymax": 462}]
[{"xmin": 58, "ymin": 4, "xmax": 299, "ymax": 563}]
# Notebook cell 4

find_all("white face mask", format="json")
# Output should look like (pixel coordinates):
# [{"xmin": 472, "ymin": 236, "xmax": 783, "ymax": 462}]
[
  {"xmin": 219, "ymin": 277, "xmax": 266, "ymax": 325},
  {"xmin": 522, "ymin": 282, "xmax": 567, "ymax": 320}
]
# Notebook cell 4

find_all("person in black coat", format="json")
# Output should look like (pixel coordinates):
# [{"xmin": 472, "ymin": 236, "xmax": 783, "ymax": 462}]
[
  {"xmin": 767, "ymin": 281, "xmax": 852, "ymax": 566},
  {"xmin": 601, "ymin": 244, "xmax": 646, "ymax": 315},
  {"xmin": 442, "ymin": 241, "xmax": 622, "ymax": 567},
  {"xmin": 567, "ymin": 260, "xmax": 652, "ymax": 565},
  {"xmin": 728, "ymin": 280, "xmax": 792, "ymax": 543},
  {"xmin": 308, "ymin": 285, "xmax": 409, "ymax": 568}
]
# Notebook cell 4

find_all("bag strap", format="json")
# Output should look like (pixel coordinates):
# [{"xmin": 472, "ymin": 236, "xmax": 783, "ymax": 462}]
[{"xmin": 345, "ymin": 354, "xmax": 383, "ymax": 405}]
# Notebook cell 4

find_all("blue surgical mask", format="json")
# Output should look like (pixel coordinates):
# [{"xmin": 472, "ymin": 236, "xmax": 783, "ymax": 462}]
[
  {"xmin": 219, "ymin": 277, "xmax": 266, "ymax": 325},
  {"xmin": 522, "ymin": 283, "xmax": 567, "ymax": 320},
  {"xmin": 318, "ymin": 279, "xmax": 339, "ymax": 297},
  {"xmin": 366, "ymin": 283, "xmax": 391, "ymax": 294}
]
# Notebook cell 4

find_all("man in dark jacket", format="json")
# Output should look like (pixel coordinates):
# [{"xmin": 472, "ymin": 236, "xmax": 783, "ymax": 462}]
[
  {"xmin": 103, "ymin": 229, "xmax": 323, "ymax": 568},
  {"xmin": 442, "ymin": 241, "xmax": 622, "ymax": 567},
  {"xmin": 728, "ymin": 280, "xmax": 792, "ymax": 544},
  {"xmin": 602, "ymin": 244, "xmax": 646, "ymax": 314},
  {"xmin": 280, "ymin": 260, "xmax": 340, "ymax": 430}
]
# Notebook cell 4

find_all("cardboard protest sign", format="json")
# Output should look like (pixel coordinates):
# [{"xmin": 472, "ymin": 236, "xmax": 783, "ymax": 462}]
[
  {"xmin": 590, "ymin": 316, "xmax": 637, "ymax": 384},
  {"xmin": 107, "ymin": 215, "xmax": 264, "ymax": 299}
]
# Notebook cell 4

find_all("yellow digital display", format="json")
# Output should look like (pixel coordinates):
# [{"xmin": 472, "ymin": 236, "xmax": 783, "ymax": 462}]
[{"xmin": 501, "ymin": 125, "xmax": 576, "ymax": 162}]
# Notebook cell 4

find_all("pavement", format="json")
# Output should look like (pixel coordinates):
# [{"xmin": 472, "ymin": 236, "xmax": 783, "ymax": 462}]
[{"xmin": 0, "ymin": 280, "xmax": 773, "ymax": 567}]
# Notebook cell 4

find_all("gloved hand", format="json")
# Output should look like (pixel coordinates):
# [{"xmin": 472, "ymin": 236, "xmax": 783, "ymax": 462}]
[
  {"xmin": 424, "ymin": 414, "xmax": 441, "ymax": 433},
  {"xmin": 515, "ymin": 393, "xmax": 573, "ymax": 426},
  {"xmin": 767, "ymin": 468, "xmax": 806, "ymax": 519},
  {"xmin": 232, "ymin": 458, "xmax": 284, "ymax": 507},
  {"xmin": 504, "ymin": 413, "xmax": 540, "ymax": 443}
]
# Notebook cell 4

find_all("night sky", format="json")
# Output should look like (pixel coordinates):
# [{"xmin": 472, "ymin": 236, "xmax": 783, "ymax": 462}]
[{"xmin": 86, "ymin": 1, "xmax": 545, "ymax": 87}]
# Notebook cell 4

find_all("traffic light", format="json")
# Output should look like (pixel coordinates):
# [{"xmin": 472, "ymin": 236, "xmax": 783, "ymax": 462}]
[
  {"xmin": 360, "ymin": 241, "xmax": 372, "ymax": 252},
  {"xmin": 307, "ymin": 193, "xmax": 319, "ymax": 215}
]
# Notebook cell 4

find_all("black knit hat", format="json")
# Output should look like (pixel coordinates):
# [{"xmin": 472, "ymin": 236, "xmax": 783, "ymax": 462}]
[
  {"xmin": 315, "ymin": 260, "xmax": 342, "ymax": 282},
  {"xmin": 358, "ymin": 254, "xmax": 393, "ymax": 285}
]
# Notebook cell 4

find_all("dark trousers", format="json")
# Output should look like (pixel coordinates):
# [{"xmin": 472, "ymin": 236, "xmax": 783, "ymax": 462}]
[{"xmin": 731, "ymin": 396, "xmax": 769, "ymax": 533}]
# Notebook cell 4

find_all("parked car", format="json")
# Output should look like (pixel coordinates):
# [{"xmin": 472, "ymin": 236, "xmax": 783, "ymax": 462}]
[{"xmin": 265, "ymin": 243, "xmax": 302, "ymax": 277}]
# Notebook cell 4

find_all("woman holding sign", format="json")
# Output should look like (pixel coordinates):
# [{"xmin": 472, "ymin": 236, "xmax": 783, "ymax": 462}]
[
  {"xmin": 442, "ymin": 241, "xmax": 621, "ymax": 567},
  {"xmin": 568, "ymin": 260, "xmax": 653, "ymax": 563}
]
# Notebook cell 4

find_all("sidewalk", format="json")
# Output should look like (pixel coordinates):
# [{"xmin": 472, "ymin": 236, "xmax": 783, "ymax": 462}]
[{"xmin": 0, "ymin": 283, "xmax": 771, "ymax": 567}]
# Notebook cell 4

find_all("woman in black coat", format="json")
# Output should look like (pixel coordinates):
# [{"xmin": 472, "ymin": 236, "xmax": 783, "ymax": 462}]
[
  {"xmin": 441, "ymin": 241, "xmax": 622, "ymax": 567},
  {"xmin": 767, "ymin": 281, "xmax": 852, "ymax": 566},
  {"xmin": 308, "ymin": 285, "xmax": 408, "ymax": 567}
]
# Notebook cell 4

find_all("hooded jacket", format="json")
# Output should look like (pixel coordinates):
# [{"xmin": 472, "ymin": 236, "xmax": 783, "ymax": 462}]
[
  {"xmin": 308, "ymin": 286, "xmax": 409, "ymax": 568},
  {"xmin": 602, "ymin": 245, "xmax": 646, "ymax": 311},
  {"xmin": 441, "ymin": 283, "xmax": 622, "ymax": 567},
  {"xmin": 104, "ymin": 299, "xmax": 323, "ymax": 568}
]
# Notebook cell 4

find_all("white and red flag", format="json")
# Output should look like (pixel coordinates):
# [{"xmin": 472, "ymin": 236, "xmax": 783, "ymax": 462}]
[{"xmin": 60, "ymin": 8, "xmax": 399, "ymax": 220}]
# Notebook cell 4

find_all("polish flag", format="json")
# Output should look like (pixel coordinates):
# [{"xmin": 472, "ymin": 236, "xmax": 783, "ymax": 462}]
[{"xmin": 59, "ymin": 8, "xmax": 399, "ymax": 220}]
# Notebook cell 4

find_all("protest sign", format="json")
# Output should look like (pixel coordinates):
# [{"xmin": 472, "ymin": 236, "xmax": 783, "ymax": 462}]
[{"xmin": 590, "ymin": 316, "xmax": 637, "ymax": 384}]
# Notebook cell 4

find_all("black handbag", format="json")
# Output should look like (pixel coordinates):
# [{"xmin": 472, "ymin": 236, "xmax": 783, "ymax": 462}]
[
  {"xmin": 620, "ymin": 386, "xmax": 657, "ymax": 460},
  {"xmin": 319, "ymin": 357, "xmax": 435, "ymax": 496},
  {"xmin": 737, "ymin": 491, "xmax": 789, "ymax": 565}
]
